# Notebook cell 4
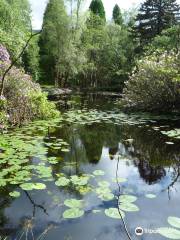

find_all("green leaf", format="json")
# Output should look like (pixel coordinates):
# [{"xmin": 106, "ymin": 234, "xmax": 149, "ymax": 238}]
[
  {"xmin": 9, "ymin": 191, "xmax": 20, "ymax": 198},
  {"xmin": 98, "ymin": 192, "xmax": 114, "ymax": 201},
  {"xmin": 98, "ymin": 181, "xmax": 110, "ymax": 188},
  {"xmin": 55, "ymin": 177, "xmax": 70, "ymax": 187},
  {"xmin": 93, "ymin": 170, "xmax": 105, "ymax": 176},
  {"xmin": 20, "ymin": 182, "xmax": 46, "ymax": 191},
  {"xmin": 71, "ymin": 175, "xmax": 89, "ymax": 186},
  {"xmin": 119, "ymin": 194, "xmax": 137, "ymax": 203},
  {"xmin": 63, "ymin": 208, "xmax": 84, "ymax": 219},
  {"xmin": 119, "ymin": 202, "xmax": 139, "ymax": 212},
  {"xmin": 168, "ymin": 217, "xmax": 180, "ymax": 229},
  {"xmin": 158, "ymin": 227, "xmax": 180, "ymax": 239},
  {"xmin": 105, "ymin": 208, "xmax": 125, "ymax": 219},
  {"xmin": 64, "ymin": 199, "xmax": 83, "ymax": 208},
  {"xmin": 145, "ymin": 194, "xmax": 156, "ymax": 199}
]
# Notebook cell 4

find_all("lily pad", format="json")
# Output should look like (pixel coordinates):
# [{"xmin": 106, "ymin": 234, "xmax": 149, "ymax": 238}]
[
  {"xmin": 20, "ymin": 182, "xmax": 46, "ymax": 191},
  {"xmin": 55, "ymin": 177, "xmax": 70, "ymax": 187},
  {"xmin": 71, "ymin": 175, "xmax": 89, "ymax": 186},
  {"xmin": 93, "ymin": 170, "xmax": 105, "ymax": 176},
  {"xmin": 9, "ymin": 191, "xmax": 21, "ymax": 198},
  {"xmin": 98, "ymin": 181, "xmax": 110, "ymax": 188},
  {"xmin": 63, "ymin": 208, "xmax": 84, "ymax": 219},
  {"xmin": 165, "ymin": 142, "xmax": 174, "ymax": 145},
  {"xmin": 168, "ymin": 217, "xmax": 180, "ymax": 229},
  {"xmin": 95, "ymin": 187, "xmax": 111, "ymax": 195},
  {"xmin": 119, "ymin": 202, "xmax": 139, "ymax": 212},
  {"xmin": 64, "ymin": 199, "xmax": 83, "ymax": 208},
  {"xmin": 158, "ymin": 227, "xmax": 180, "ymax": 239},
  {"xmin": 105, "ymin": 208, "xmax": 125, "ymax": 219},
  {"xmin": 119, "ymin": 195, "xmax": 137, "ymax": 203},
  {"xmin": 99, "ymin": 192, "xmax": 114, "ymax": 201},
  {"xmin": 145, "ymin": 194, "xmax": 156, "ymax": 199}
]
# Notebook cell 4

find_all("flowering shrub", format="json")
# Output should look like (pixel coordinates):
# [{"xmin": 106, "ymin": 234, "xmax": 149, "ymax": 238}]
[
  {"xmin": 121, "ymin": 52, "xmax": 180, "ymax": 112},
  {"xmin": 0, "ymin": 45, "xmax": 59, "ymax": 127}
]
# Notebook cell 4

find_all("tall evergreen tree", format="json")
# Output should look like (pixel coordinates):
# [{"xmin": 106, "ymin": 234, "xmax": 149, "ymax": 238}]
[
  {"xmin": 133, "ymin": 0, "xmax": 180, "ymax": 44},
  {"xmin": 39, "ymin": 0, "xmax": 69, "ymax": 86},
  {"xmin": 89, "ymin": 0, "xmax": 106, "ymax": 20},
  {"xmin": 113, "ymin": 4, "xmax": 123, "ymax": 25}
]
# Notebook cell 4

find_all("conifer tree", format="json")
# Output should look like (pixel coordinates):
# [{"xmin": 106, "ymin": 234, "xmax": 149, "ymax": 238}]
[
  {"xmin": 39, "ymin": 0, "xmax": 69, "ymax": 86},
  {"xmin": 113, "ymin": 4, "xmax": 123, "ymax": 25},
  {"xmin": 89, "ymin": 0, "xmax": 106, "ymax": 20},
  {"xmin": 133, "ymin": 0, "xmax": 180, "ymax": 44}
]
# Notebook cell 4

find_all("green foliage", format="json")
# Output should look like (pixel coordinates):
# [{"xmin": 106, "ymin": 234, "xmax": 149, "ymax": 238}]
[
  {"xmin": 89, "ymin": 0, "xmax": 106, "ymax": 20},
  {"xmin": 133, "ymin": 0, "xmax": 180, "ymax": 45},
  {"xmin": 0, "ymin": 0, "xmax": 31, "ymax": 59},
  {"xmin": 113, "ymin": 4, "xmax": 123, "ymax": 25},
  {"xmin": 105, "ymin": 208, "xmax": 125, "ymax": 219},
  {"xmin": 146, "ymin": 25, "xmax": 180, "ymax": 54},
  {"xmin": 22, "ymin": 35, "xmax": 40, "ymax": 81},
  {"xmin": 39, "ymin": 0, "xmax": 70, "ymax": 86},
  {"xmin": 80, "ymin": 15, "xmax": 135, "ymax": 90},
  {"xmin": 0, "ymin": 46, "xmax": 59, "ymax": 126},
  {"xmin": 122, "ymin": 52, "xmax": 180, "ymax": 112}
]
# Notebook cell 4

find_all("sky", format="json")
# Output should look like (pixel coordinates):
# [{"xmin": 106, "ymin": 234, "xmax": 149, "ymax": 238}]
[{"xmin": 29, "ymin": 0, "xmax": 143, "ymax": 29}]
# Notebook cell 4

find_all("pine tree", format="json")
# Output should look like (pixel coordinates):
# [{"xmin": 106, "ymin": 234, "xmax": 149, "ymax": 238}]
[
  {"xmin": 134, "ymin": 0, "xmax": 180, "ymax": 44},
  {"xmin": 89, "ymin": 0, "xmax": 106, "ymax": 20},
  {"xmin": 113, "ymin": 4, "xmax": 123, "ymax": 25},
  {"xmin": 39, "ymin": 0, "xmax": 69, "ymax": 86}
]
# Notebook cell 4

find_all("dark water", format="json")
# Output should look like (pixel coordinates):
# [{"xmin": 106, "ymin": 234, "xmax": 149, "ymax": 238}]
[{"xmin": 0, "ymin": 94, "xmax": 180, "ymax": 240}]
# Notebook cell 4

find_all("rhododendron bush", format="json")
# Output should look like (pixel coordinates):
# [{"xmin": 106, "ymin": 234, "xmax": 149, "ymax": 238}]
[
  {"xmin": 122, "ymin": 52, "xmax": 180, "ymax": 112},
  {"xmin": 0, "ymin": 45, "xmax": 59, "ymax": 127}
]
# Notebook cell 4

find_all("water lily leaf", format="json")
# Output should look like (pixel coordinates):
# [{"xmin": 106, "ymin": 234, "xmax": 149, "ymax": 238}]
[
  {"xmin": 20, "ymin": 182, "xmax": 46, "ymax": 191},
  {"xmin": 64, "ymin": 199, "xmax": 83, "ymax": 208},
  {"xmin": 61, "ymin": 148, "xmax": 70, "ymax": 152},
  {"xmin": 119, "ymin": 195, "xmax": 137, "ymax": 203},
  {"xmin": 9, "ymin": 191, "xmax": 20, "ymax": 198},
  {"xmin": 119, "ymin": 202, "xmax": 139, "ymax": 212},
  {"xmin": 99, "ymin": 192, "xmax": 114, "ymax": 201},
  {"xmin": 145, "ymin": 194, "xmax": 156, "ymax": 199},
  {"xmin": 158, "ymin": 227, "xmax": 180, "ymax": 239},
  {"xmin": 75, "ymin": 185, "xmax": 92, "ymax": 195},
  {"xmin": 98, "ymin": 181, "xmax": 110, "ymax": 188},
  {"xmin": 95, "ymin": 187, "xmax": 111, "ymax": 195},
  {"xmin": 105, "ymin": 208, "xmax": 125, "ymax": 219},
  {"xmin": 93, "ymin": 170, "xmax": 105, "ymax": 176},
  {"xmin": 55, "ymin": 177, "xmax": 70, "ymax": 187},
  {"xmin": 168, "ymin": 217, "xmax": 180, "ymax": 229},
  {"xmin": 71, "ymin": 175, "xmax": 89, "ymax": 186},
  {"xmin": 63, "ymin": 208, "xmax": 84, "ymax": 219},
  {"xmin": 166, "ymin": 142, "xmax": 174, "ymax": 145},
  {"xmin": 33, "ymin": 183, "xmax": 46, "ymax": 190}
]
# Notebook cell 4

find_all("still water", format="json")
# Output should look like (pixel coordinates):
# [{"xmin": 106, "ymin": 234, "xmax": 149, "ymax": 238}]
[{"xmin": 0, "ymin": 94, "xmax": 180, "ymax": 240}]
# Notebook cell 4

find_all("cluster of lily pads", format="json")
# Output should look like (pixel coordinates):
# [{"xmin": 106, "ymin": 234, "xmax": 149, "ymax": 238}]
[
  {"xmin": 161, "ymin": 129, "xmax": 180, "ymax": 140},
  {"xmin": 62, "ymin": 109, "xmax": 153, "ymax": 126},
  {"xmin": 51, "ymin": 169, "xmax": 142, "ymax": 220},
  {"xmin": 158, "ymin": 216, "xmax": 180, "ymax": 239},
  {"xmin": 0, "ymin": 118, "xmax": 70, "ymax": 194}
]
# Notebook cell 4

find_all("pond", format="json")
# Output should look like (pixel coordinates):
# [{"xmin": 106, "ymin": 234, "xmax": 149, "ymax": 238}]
[{"xmin": 0, "ymin": 94, "xmax": 180, "ymax": 240}]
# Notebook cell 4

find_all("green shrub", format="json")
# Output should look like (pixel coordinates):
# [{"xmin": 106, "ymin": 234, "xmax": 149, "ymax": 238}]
[
  {"xmin": 121, "ymin": 51, "xmax": 180, "ymax": 112},
  {"xmin": 0, "ymin": 45, "xmax": 60, "ymax": 127}
]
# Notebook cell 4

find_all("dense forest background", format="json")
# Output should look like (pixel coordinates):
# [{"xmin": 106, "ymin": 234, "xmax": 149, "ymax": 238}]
[{"xmin": 0, "ymin": 0, "xmax": 180, "ymax": 128}]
